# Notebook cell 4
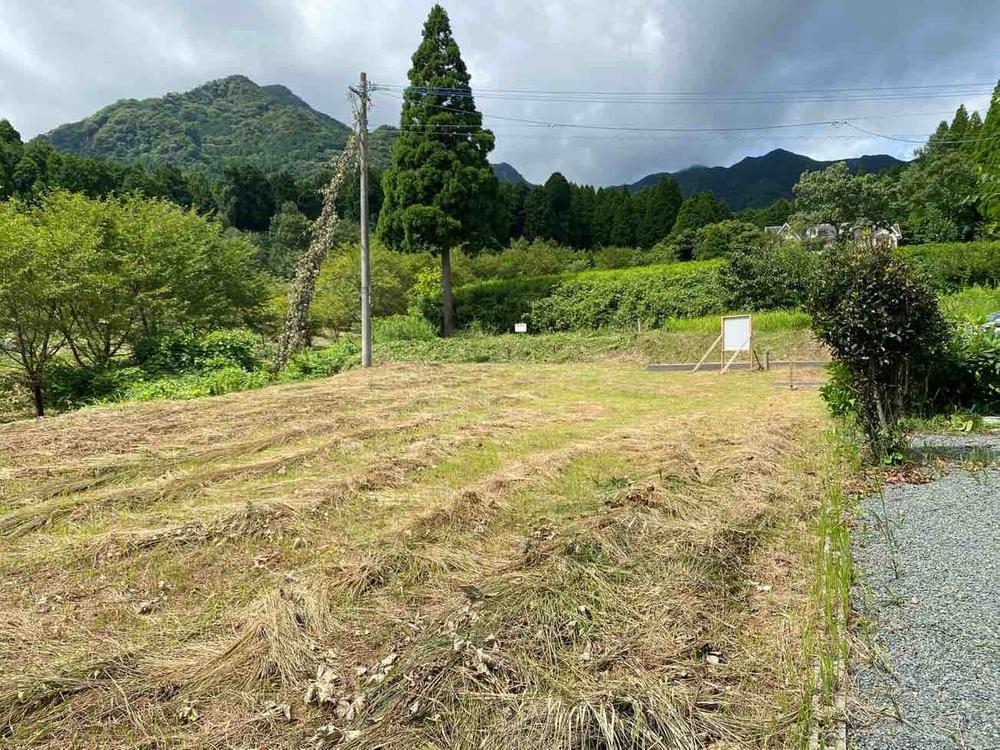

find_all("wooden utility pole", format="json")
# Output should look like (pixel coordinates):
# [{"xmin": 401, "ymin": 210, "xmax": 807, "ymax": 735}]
[{"xmin": 356, "ymin": 72, "xmax": 373, "ymax": 367}]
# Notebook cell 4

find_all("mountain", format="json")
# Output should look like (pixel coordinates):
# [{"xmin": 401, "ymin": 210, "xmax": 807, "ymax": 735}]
[
  {"xmin": 41, "ymin": 75, "xmax": 526, "ymax": 183},
  {"xmin": 491, "ymin": 162, "xmax": 530, "ymax": 185},
  {"xmin": 42, "ymin": 74, "xmax": 397, "ymax": 175},
  {"xmin": 629, "ymin": 148, "xmax": 906, "ymax": 210}
]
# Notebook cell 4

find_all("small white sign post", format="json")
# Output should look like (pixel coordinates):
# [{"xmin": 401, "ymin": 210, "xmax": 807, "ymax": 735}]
[
  {"xmin": 720, "ymin": 315, "xmax": 752, "ymax": 373},
  {"xmin": 514, "ymin": 322, "xmax": 528, "ymax": 334},
  {"xmin": 692, "ymin": 314, "xmax": 753, "ymax": 373}
]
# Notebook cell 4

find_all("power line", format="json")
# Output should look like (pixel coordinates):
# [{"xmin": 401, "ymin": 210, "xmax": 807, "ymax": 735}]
[
  {"xmin": 373, "ymin": 79, "xmax": 995, "ymax": 96},
  {"xmin": 375, "ymin": 90, "xmax": 978, "ymax": 136},
  {"xmin": 841, "ymin": 121, "xmax": 1000, "ymax": 145},
  {"xmin": 383, "ymin": 108, "xmax": 963, "ymax": 131},
  {"xmin": 373, "ymin": 82, "xmax": 995, "ymax": 105}
]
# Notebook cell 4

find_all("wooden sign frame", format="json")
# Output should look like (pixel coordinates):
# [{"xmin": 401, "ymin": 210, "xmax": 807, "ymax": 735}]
[{"xmin": 692, "ymin": 314, "xmax": 753, "ymax": 373}]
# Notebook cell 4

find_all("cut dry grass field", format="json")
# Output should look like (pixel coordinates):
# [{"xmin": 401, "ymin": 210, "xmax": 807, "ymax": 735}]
[{"xmin": 0, "ymin": 362, "xmax": 832, "ymax": 749}]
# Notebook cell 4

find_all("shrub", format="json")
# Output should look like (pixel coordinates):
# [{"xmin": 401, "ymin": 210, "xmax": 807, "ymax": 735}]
[
  {"xmin": 528, "ymin": 261, "xmax": 725, "ymax": 332},
  {"xmin": 808, "ymin": 244, "xmax": 949, "ymax": 459},
  {"xmin": 694, "ymin": 220, "xmax": 762, "ymax": 261},
  {"xmin": 196, "ymin": 329, "xmax": 268, "ymax": 371},
  {"xmin": 454, "ymin": 274, "xmax": 563, "ymax": 332},
  {"xmin": 279, "ymin": 339, "xmax": 360, "ymax": 381},
  {"xmin": 466, "ymin": 239, "xmax": 588, "ymax": 279},
  {"xmin": 311, "ymin": 242, "xmax": 436, "ymax": 332},
  {"xmin": 922, "ymin": 324, "xmax": 1000, "ymax": 413},
  {"xmin": 409, "ymin": 267, "xmax": 445, "ymax": 328},
  {"xmin": 373, "ymin": 315, "xmax": 437, "ymax": 342},
  {"xmin": 122, "ymin": 367, "xmax": 273, "ymax": 402},
  {"xmin": 590, "ymin": 246, "xmax": 650, "ymax": 270},
  {"xmin": 903, "ymin": 241, "xmax": 1000, "ymax": 291},
  {"xmin": 47, "ymin": 363, "xmax": 147, "ymax": 408},
  {"xmin": 133, "ymin": 328, "xmax": 266, "ymax": 375},
  {"xmin": 721, "ymin": 239, "xmax": 817, "ymax": 311}
]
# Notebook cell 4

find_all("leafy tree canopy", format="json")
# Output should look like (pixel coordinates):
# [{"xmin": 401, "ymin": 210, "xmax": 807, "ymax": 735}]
[{"xmin": 672, "ymin": 191, "xmax": 731, "ymax": 234}]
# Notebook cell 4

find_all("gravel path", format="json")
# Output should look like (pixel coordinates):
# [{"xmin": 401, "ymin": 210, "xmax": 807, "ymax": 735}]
[{"xmin": 851, "ymin": 444, "xmax": 1000, "ymax": 749}]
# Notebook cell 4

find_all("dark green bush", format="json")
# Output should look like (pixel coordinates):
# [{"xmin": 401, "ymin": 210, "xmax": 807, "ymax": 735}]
[
  {"xmin": 195, "ymin": 329, "xmax": 269, "ymax": 371},
  {"xmin": 721, "ymin": 239, "xmax": 817, "ymax": 311},
  {"xmin": 694, "ymin": 220, "xmax": 763, "ymax": 261},
  {"xmin": 809, "ymin": 244, "xmax": 949, "ymax": 459},
  {"xmin": 48, "ymin": 362, "xmax": 147, "ymax": 408},
  {"xmin": 133, "ymin": 328, "xmax": 266, "ymax": 375},
  {"xmin": 280, "ymin": 339, "xmax": 360, "ymax": 381},
  {"xmin": 922, "ymin": 324, "xmax": 1000, "ymax": 413},
  {"xmin": 903, "ymin": 241, "xmax": 1000, "ymax": 291},
  {"xmin": 528, "ymin": 261, "xmax": 724, "ymax": 332},
  {"xmin": 454, "ymin": 274, "xmax": 563, "ymax": 332}
]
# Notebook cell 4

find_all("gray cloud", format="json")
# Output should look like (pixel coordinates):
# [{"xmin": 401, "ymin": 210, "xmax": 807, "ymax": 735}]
[{"xmin": 1, "ymin": 0, "xmax": 997, "ymax": 184}]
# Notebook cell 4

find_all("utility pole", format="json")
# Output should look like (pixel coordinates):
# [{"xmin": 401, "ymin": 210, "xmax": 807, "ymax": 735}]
[{"xmin": 355, "ymin": 72, "xmax": 373, "ymax": 367}]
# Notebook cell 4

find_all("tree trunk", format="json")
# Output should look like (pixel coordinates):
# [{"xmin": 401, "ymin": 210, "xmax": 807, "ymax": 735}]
[
  {"xmin": 30, "ymin": 378, "xmax": 44, "ymax": 417},
  {"xmin": 441, "ymin": 247, "xmax": 455, "ymax": 337}
]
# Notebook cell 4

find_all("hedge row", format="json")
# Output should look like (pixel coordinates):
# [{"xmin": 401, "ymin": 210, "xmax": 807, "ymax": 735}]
[
  {"xmin": 903, "ymin": 241, "xmax": 1000, "ymax": 292},
  {"xmin": 454, "ymin": 260, "xmax": 724, "ymax": 332}
]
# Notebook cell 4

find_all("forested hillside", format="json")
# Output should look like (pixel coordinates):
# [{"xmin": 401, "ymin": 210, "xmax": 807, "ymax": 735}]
[
  {"xmin": 41, "ymin": 75, "xmax": 397, "ymax": 175},
  {"xmin": 630, "ymin": 148, "xmax": 905, "ymax": 210}
]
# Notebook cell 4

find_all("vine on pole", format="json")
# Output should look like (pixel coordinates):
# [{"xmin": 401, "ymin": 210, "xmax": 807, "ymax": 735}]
[{"xmin": 274, "ymin": 132, "xmax": 358, "ymax": 372}]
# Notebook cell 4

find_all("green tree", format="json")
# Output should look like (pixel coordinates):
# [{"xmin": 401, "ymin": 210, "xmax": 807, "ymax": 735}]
[
  {"xmin": 949, "ymin": 104, "xmax": 971, "ymax": 142},
  {"xmin": 793, "ymin": 162, "xmax": 900, "ymax": 227},
  {"xmin": 694, "ymin": 220, "xmax": 762, "ymax": 260},
  {"xmin": 568, "ymin": 184, "xmax": 595, "ymax": 249},
  {"xmin": 609, "ymin": 190, "xmax": 638, "ymax": 246},
  {"xmin": 638, "ymin": 177, "xmax": 682, "ymax": 247},
  {"xmin": 260, "ymin": 202, "xmax": 312, "ymax": 278},
  {"xmin": 899, "ymin": 147, "xmax": 980, "ymax": 242},
  {"xmin": 542, "ymin": 172, "xmax": 572, "ymax": 244},
  {"xmin": 0, "ymin": 202, "xmax": 63, "ymax": 416},
  {"xmin": 377, "ymin": 4, "xmax": 501, "ymax": 335},
  {"xmin": 219, "ymin": 163, "xmax": 276, "ymax": 232},
  {"xmin": 0, "ymin": 119, "xmax": 24, "ymax": 199},
  {"xmin": 500, "ymin": 182, "xmax": 529, "ymax": 240},
  {"xmin": 740, "ymin": 197, "xmax": 794, "ymax": 228},
  {"xmin": 974, "ymin": 81, "xmax": 1000, "ymax": 225},
  {"xmin": 672, "ymin": 191, "xmax": 731, "ymax": 234}
]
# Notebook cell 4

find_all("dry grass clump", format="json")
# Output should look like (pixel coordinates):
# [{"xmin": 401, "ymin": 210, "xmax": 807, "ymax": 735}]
[
  {"xmin": 324, "ymin": 474, "xmax": 803, "ymax": 748},
  {"xmin": 178, "ymin": 585, "xmax": 334, "ymax": 694}
]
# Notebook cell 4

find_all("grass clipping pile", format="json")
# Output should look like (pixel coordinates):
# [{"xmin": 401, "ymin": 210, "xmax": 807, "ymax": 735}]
[{"xmin": 0, "ymin": 365, "xmax": 824, "ymax": 749}]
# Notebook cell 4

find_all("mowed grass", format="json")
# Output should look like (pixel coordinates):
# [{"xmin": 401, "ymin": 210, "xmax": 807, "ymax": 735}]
[
  {"xmin": 375, "ymin": 312, "xmax": 826, "ymax": 367},
  {"xmin": 0, "ymin": 362, "xmax": 831, "ymax": 749}
]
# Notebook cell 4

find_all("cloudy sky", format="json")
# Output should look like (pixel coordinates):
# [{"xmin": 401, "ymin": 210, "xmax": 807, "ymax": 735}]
[{"xmin": 1, "ymin": 0, "xmax": 998, "ymax": 185}]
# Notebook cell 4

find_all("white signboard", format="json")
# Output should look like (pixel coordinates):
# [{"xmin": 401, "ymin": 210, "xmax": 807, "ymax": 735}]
[
  {"xmin": 514, "ymin": 322, "xmax": 528, "ymax": 333},
  {"xmin": 722, "ymin": 315, "xmax": 752, "ymax": 352}
]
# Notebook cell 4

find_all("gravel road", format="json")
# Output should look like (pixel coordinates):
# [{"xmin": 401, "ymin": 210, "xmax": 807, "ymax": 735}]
[{"xmin": 851, "ymin": 442, "xmax": 1000, "ymax": 749}]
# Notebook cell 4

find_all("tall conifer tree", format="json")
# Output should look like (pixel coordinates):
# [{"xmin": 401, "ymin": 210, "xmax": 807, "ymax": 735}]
[
  {"xmin": 378, "ymin": 5, "xmax": 499, "ymax": 335},
  {"xmin": 975, "ymin": 81, "xmax": 1000, "ymax": 223}
]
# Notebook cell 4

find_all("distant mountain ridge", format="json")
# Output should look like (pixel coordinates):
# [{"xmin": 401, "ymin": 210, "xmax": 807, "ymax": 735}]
[
  {"xmin": 41, "ymin": 75, "xmax": 526, "ymax": 182},
  {"xmin": 39, "ymin": 76, "xmax": 904, "ymax": 209},
  {"xmin": 629, "ymin": 148, "xmax": 905, "ymax": 210},
  {"xmin": 41, "ymin": 75, "xmax": 399, "ymax": 175}
]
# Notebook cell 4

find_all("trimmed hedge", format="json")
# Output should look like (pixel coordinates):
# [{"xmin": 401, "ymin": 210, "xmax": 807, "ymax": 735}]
[
  {"xmin": 903, "ymin": 241, "xmax": 1000, "ymax": 292},
  {"xmin": 453, "ymin": 261, "xmax": 724, "ymax": 333}
]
